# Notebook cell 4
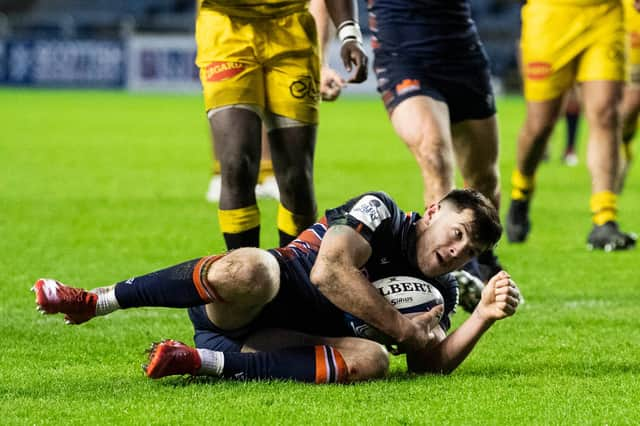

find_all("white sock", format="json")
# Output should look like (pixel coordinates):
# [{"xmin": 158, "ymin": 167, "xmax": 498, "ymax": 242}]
[
  {"xmin": 196, "ymin": 348, "xmax": 224, "ymax": 376},
  {"xmin": 93, "ymin": 286, "xmax": 120, "ymax": 316}
]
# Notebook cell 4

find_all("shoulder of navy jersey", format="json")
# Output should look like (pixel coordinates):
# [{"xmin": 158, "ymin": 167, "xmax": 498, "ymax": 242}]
[{"xmin": 325, "ymin": 191, "xmax": 405, "ymax": 243}]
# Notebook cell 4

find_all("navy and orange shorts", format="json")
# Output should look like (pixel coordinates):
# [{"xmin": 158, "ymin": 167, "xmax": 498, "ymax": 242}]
[
  {"xmin": 373, "ymin": 40, "xmax": 496, "ymax": 123},
  {"xmin": 188, "ymin": 248, "xmax": 350, "ymax": 352}
]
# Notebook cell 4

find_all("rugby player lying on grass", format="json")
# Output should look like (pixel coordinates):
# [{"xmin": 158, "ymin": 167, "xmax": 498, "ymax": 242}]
[{"xmin": 32, "ymin": 189, "xmax": 520, "ymax": 383}]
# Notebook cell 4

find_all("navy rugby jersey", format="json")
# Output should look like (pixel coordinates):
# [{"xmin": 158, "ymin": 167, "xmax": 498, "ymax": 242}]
[
  {"xmin": 368, "ymin": 0, "xmax": 480, "ymax": 58},
  {"xmin": 269, "ymin": 191, "xmax": 458, "ymax": 331}
]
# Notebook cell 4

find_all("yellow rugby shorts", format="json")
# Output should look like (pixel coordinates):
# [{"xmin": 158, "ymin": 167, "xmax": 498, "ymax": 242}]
[
  {"xmin": 521, "ymin": 1, "xmax": 625, "ymax": 101},
  {"xmin": 195, "ymin": 8, "xmax": 320, "ymax": 124},
  {"xmin": 624, "ymin": 0, "xmax": 640, "ymax": 84}
]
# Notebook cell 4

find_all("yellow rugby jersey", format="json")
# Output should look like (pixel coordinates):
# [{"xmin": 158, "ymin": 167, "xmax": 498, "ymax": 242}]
[
  {"xmin": 526, "ymin": 0, "xmax": 620, "ymax": 5},
  {"xmin": 200, "ymin": 0, "xmax": 308, "ymax": 17}
]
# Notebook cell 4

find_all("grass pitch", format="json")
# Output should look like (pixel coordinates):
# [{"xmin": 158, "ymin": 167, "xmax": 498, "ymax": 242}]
[{"xmin": 1, "ymin": 89, "xmax": 639, "ymax": 425}]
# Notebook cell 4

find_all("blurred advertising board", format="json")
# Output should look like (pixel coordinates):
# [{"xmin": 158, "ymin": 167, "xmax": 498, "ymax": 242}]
[{"xmin": 0, "ymin": 39, "xmax": 124, "ymax": 87}]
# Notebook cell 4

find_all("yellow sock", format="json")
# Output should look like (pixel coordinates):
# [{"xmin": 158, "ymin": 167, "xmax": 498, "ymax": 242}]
[
  {"xmin": 213, "ymin": 160, "xmax": 221, "ymax": 175},
  {"xmin": 218, "ymin": 205, "xmax": 261, "ymax": 249},
  {"xmin": 511, "ymin": 169, "xmax": 535, "ymax": 201},
  {"xmin": 590, "ymin": 191, "xmax": 617, "ymax": 226},
  {"xmin": 258, "ymin": 160, "xmax": 274, "ymax": 184},
  {"xmin": 218, "ymin": 205, "xmax": 260, "ymax": 234},
  {"xmin": 277, "ymin": 204, "xmax": 316, "ymax": 245}
]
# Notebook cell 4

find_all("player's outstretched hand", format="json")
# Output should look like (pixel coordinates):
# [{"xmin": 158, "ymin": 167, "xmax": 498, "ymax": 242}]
[
  {"xmin": 340, "ymin": 40, "xmax": 368, "ymax": 83},
  {"xmin": 320, "ymin": 66, "xmax": 346, "ymax": 101},
  {"xmin": 397, "ymin": 304, "xmax": 444, "ymax": 354},
  {"xmin": 477, "ymin": 271, "xmax": 520, "ymax": 321}
]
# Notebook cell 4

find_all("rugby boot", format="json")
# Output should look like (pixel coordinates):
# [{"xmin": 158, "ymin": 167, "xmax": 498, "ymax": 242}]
[
  {"xmin": 586, "ymin": 221, "xmax": 637, "ymax": 252},
  {"xmin": 144, "ymin": 339, "xmax": 202, "ymax": 379},
  {"xmin": 506, "ymin": 199, "xmax": 531, "ymax": 243},
  {"xmin": 32, "ymin": 278, "xmax": 97, "ymax": 324},
  {"xmin": 451, "ymin": 270, "xmax": 484, "ymax": 313}
]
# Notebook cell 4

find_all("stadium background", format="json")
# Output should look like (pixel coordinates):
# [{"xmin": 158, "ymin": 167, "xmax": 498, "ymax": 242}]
[
  {"xmin": 0, "ymin": 0, "xmax": 520, "ymax": 93},
  {"xmin": 2, "ymin": 1, "xmax": 639, "ymax": 425}
]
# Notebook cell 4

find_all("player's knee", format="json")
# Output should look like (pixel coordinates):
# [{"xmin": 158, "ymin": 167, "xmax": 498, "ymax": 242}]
[
  {"xmin": 411, "ymin": 135, "xmax": 453, "ymax": 176},
  {"xmin": 525, "ymin": 116, "xmax": 555, "ymax": 142},
  {"xmin": 206, "ymin": 248, "xmax": 279, "ymax": 304},
  {"xmin": 276, "ymin": 166, "xmax": 314, "ymax": 208},
  {"xmin": 587, "ymin": 103, "xmax": 619, "ymax": 131},
  {"xmin": 220, "ymin": 154, "xmax": 260, "ymax": 190},
  {"xmin": 345, "ymin": 340, "xmax": 389, "ymax": 382}
]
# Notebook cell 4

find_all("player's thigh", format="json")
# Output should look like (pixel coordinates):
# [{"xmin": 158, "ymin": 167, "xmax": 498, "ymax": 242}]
[
  {"xmin": 451, "ymin": 116, "xmax": 499, "ymax": 184},
  {"xmin": 262, "ymin": 11, "xmax": 320, "ymax": 125},
  {"xmin": 243, "ymin": 328, "xmax": 390, "ymax": 381},
  {"xmin": 390, "ymin": 96, "xmax": 452, "ymax": 149},
  {"xmin": 204, "ymin": 248, "xmax": 281, "ymax": 330},
  {"xmin": 195, "ymin": 9, "xmax": 265, "ymax": 112},
  {"xmin": 520, "ymin": 2, "xmax": 582, "ymax": 102},
  {"xmin": 209, "ymin": 107, "xmax": 262, "ymax": 163}
]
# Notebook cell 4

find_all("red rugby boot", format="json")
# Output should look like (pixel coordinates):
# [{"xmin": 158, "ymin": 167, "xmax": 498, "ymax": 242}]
[
  {"xmin": 143, "ymin": 339, "xmax": 202, "ymax": 379},
  {"xmin": 32, "ymin": 278, "xmax": 97, "ymax": 324}
]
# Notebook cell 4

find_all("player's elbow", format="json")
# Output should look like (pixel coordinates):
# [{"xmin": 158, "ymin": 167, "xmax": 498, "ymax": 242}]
[{"xmin": 309, "ymin": 257, "xmax": 337, "ymax": 291}]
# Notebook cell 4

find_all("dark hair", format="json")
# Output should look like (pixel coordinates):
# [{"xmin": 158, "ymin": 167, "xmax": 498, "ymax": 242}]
[{"xmin": 440, "ymin": 189, "xmax": 502, "ymax": 250}]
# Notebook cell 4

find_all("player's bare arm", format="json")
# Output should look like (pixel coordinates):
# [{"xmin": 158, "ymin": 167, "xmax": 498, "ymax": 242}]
[
  {"xmin": 324, "ymin": 0, "xmax": 368, "ymax": 83},
  {"xmin": 310, "ymin": 224, "xmax": 441, "ymax": 352},
  {"xmin": 406, "ymin": 271, "xmax": 520, "ymax": 374},
  {"xmin": 309, "ymin": 0, "xmax": 346, "ymax": 101}
]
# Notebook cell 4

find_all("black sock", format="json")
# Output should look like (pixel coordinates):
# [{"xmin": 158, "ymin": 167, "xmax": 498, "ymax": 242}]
[
  {"xmin": 566, "ymin": 111, "xmax": 580, "ymax": 152},
  {"xmin": 220, "ymin": 346, "xmax": 347, "ymax": 383},
  {"xmin": 223, "ymin": 226, "xmax": 260, "ymax": 250}
]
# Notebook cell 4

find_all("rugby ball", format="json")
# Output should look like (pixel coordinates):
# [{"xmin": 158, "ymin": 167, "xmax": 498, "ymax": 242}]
[{"xmin": 344, "ymin": 276, "xmax": 444, "ymax": 344}]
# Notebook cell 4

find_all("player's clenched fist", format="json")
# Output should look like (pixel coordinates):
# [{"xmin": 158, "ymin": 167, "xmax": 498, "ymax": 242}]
[
  {"xmin": 340, "ymin": 40, "xmax": 368, "ymax": 83},
  {"xmin": 477, "ymin": 271, "xmax": 520, "ymax": 321}
]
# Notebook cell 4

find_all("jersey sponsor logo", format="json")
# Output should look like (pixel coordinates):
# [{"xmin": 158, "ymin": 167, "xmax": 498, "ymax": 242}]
[
  {"xmin": 525, "ymin": 61, "xmax": 552, "ymax": 80},
  {"xmin": 289, "ymin": 75, "xmax": 319, "ymax": 101},
  {"xmin": 395, "ymin": 79, "xmax": 420, "ymax": 96},
  {"xmin": 631, "ymin": 31, "xmax": 640, "ymax": 49},
  {"xmin": 205, "ymin": 61, "xmax": 245, "ymax": 82},
  {"xmin": 348, "ymin": 195, "xmax": 391, "ymax": 231}
]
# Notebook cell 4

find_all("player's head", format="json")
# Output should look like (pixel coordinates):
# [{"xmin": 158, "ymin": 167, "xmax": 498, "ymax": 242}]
[{"xmin": 414, "ymin": 189, "xmax": 502, "ymax": 276}]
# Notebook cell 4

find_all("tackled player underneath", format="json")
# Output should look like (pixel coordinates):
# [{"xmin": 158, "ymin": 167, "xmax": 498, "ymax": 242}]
[{"xmin": 32, "ymin": 189, "xmax": 520, "ymax": 383}]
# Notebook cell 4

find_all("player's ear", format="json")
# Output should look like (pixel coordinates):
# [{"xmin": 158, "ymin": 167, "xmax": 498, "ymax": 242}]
[{"xmin": 424, "ymin": 203, "xmax": 439, "ymax": 223}]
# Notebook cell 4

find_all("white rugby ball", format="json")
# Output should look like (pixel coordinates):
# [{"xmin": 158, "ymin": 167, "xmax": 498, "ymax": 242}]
[{"xmin": 344, "ymin": 276, "xmax": 444, "ymax": 344}]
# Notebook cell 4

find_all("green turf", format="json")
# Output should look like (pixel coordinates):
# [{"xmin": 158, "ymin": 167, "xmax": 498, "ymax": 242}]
[{"xmin": 1, "ymin": 89, "xmax": 638, "ymax": 425}]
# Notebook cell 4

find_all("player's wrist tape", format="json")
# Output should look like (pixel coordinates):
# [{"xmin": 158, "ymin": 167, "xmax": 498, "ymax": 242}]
[{"xmin": 337, "ymin": 20, "xmax": 363, "ymax": 45}]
